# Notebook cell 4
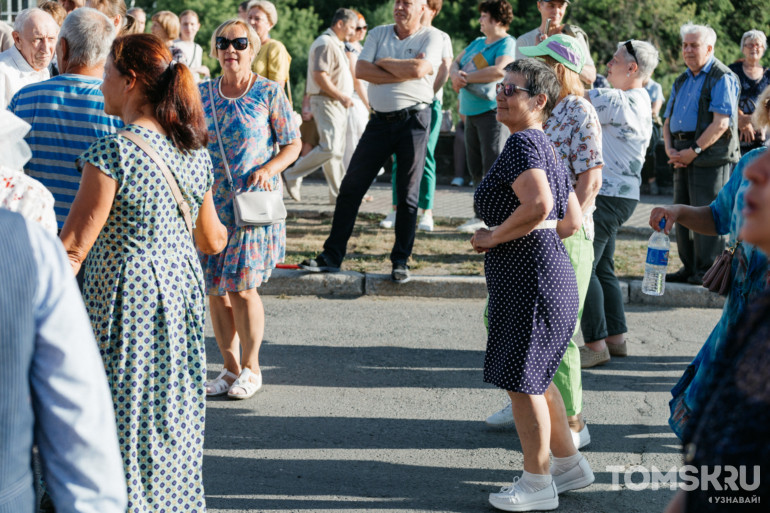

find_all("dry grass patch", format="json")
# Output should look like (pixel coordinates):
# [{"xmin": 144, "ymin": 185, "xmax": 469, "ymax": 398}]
[{"xmin": 284, "ymin": 213, "xmax": 677, "ymax": 279}]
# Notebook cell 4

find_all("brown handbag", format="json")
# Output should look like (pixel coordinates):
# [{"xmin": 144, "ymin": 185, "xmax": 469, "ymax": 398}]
[{"xmin": 701, "ymin": 240, "xmax": 739, "ymax": 295}]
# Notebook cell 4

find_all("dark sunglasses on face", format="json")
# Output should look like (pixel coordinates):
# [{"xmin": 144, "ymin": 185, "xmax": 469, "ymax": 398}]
[
  {"xmin": 216, "ymin": 36, "xmax": 249, "ymax": 51},
  {"xmin": 356, "ymin": 25, "xmax": 368, "ymax": 31},
  {"xmin": 624, "ymin": 40, "xmax": 638, "ymax": 64},
  {"xmin": 496, "ymin": 82, "xmax": 531, "ymax": 97}
]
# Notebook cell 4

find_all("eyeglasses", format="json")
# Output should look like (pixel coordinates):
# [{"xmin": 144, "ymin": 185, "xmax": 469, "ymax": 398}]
[
  {"xmin": 624, "ymin": 40, "xmax": 638, "ymax": 64},
  {"xmin": 356, "ymin": 25, "xmax": 368, "ymax": 31},
  {"xmin": 496, "ymin": 82, "xmax": 531, "ymax": 97},
  {"xmin": 216, "ymin": 37, "xmax": 249, "ymax": 51}
]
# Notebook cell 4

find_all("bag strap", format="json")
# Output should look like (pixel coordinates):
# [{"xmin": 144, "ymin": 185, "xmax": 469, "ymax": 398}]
[
  {"xmin": 118, "ymin": 130, "xmax": 194, "ymax": 237},
  {"xmin": 206, "ymin": 79, "xmax": 236, "ymax": 190}
]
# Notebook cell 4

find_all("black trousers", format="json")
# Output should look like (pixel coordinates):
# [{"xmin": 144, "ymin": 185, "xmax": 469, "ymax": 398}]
[{"xmin": 322, "ymin": 108, "xmax": 431, "ymax": 266}]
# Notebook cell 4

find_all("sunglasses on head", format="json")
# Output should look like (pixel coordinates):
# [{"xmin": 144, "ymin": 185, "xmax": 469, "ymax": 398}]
[
  {"xmin": 624, "ymin": 40, "xmax": 638, "ymax": 64},
  {"xmin": 356, "ymin": 25, "xmax": 368, "ymax": 31},
  {"xmin": 496, "ymin": 82, "xmax": 531, "ymax": 97},
  {"xmin": 216, "ymin": 36, "xmax": 249, "ymax": 51}
]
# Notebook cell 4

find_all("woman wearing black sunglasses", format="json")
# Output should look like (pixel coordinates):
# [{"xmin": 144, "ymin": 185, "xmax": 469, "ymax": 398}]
[
  {"xmin": 471, "ymin": 58, "xmax": 587, "ymax": 511},
  {"xmin": 199, "ymin": 18, "xmax": 300, "ymax": 400}
]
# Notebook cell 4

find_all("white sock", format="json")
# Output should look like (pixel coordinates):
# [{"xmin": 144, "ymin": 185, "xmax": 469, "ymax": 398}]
[
  {"xmin": 550, "ymin": 452, "xmax": 582, "ymax": 475},
  {"xmin": 519, "ymin": 471, "xmax": 552, "ymax": 493}
]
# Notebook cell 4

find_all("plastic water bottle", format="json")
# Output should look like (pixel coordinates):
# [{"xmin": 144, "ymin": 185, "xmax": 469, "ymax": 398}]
[{"xmin": 642, "ymin": 218, "xmax": 670, "ymax": 296}]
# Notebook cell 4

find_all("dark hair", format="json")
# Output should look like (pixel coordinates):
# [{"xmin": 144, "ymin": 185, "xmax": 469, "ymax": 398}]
[
  {"xmin": 479, "ymin": 0, "xmax": 513, "ymax": 27},
  {"xmin": 110, "ymin": 34, "xmax": 208, "ymax": 151},
  {"xmin": 427, "ymin": 0, "xmax": 443, "ymax": 15},
  {"xmin": 504, "ymin": 58, "xmax": 560, "ymax": 119}
]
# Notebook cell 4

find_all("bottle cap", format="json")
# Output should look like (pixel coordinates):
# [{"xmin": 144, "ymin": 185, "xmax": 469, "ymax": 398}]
[{"xmin": 658, "ymin": 218, "xmax": 666, "ymax": 231}]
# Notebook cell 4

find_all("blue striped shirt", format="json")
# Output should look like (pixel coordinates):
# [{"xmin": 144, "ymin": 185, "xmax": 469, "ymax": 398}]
[{"xmin": 9, "ymin": 74, "xmax": 123, "ymax": 228}]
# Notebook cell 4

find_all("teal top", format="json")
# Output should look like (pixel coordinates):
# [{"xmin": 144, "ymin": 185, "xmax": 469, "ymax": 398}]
[{"xmin": 458, "ymin": 35, "xmax": 516, "ymax": 117}]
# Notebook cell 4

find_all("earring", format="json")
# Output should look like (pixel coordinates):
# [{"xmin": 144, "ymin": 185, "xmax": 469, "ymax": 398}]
[{"xmin": 626, "ymin": 72, "xmax": 631, "ymax": 77}]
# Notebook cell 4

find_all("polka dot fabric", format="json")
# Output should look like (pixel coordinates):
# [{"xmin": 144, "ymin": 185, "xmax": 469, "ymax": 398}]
[
  {"xmin": 79, "ymin": 124, "xmax": 212, "ymax": 512},
  {"xmin": 474, "ymin": 129, "xmax": 579, "ymax": 394}
]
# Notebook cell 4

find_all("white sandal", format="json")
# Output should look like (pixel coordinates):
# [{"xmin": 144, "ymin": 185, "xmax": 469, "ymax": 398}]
[
  {"xmin": 227, "ymin": 368, "xmax": 262, "ymax": 400},
  {"xmin": 205, "ymin": 369, "xmax": 238, "ymax": 397}
]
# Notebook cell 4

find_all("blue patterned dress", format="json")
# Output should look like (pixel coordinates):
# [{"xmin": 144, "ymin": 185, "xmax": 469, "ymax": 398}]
[
  {"xmin": 670, "ymin": 147, "xmax": 769, "ymax": 438},
  {"xmin": 79, "ymin": 125, "xmax": 213, "ymax": 512},
  {"xmin": 199, "ymin": 74, "xmax": 300, "ymax": 294},
  {"xmin": 475, "ymin": 129, "xmax": 579, "ymax": 394}
]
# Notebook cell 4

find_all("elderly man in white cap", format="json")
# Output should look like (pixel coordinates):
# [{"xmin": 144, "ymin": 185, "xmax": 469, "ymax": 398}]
[{"xmin": 0, "ymin": 8, "xmax": 58, "ymax": 109}]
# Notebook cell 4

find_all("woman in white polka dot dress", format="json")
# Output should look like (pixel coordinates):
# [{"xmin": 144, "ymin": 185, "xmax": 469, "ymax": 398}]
[{"xmin": 471, "ymin": 59, "xmax": 594, "ymax": 511}]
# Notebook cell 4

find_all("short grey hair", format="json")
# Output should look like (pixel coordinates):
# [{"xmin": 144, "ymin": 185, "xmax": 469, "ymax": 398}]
[
  {"xmin": 504, "ymin": 58, "xmax": 561, "ymax": 120},
  {"xmin": 618, "ymin": 40, "xmax": 659, "ymax": 80},
  {"xmin": 331, "ymin": 8, "xmax": 357, "ymax": 27},
  {"xmin": 680, "ymin": 22, "xmax": 716, "ymax": 48},
  {"xmin": 246, "ymin": 0, "xmax": 277, "ymax": 27},
  {"xmin": 741, "ymin": 29, "xmax": 767, "ymax": 49},
  {"xmin": 14, "ymin": 8, "xmax": 50, "ymax": 32},
  {"xmin": 58, "ymin": 8, "xmax": 115, "ymax": 67}
]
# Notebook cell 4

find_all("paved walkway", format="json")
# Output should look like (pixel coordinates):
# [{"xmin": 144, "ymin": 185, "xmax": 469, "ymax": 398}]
[{"xmin": 284, "ymin": 179, "xmax": 672, "ymax": 237}]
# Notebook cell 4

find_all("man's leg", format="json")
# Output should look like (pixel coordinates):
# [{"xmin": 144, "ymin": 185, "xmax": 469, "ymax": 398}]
[
  {"xmin": 477, "ymin": 109, "xmax": 509, "ymax": 177},
  {"xmin": 673, "ymin": 165, "xmax": 694, "ymax": 276},
  {"xmin": 316, "ymin": 98, "xmax": 349, "ymax": 202},
  {"xmin": 464, "ymin": 113, "xmax": 483, "ymax": 185},
  {"xmin": 321, "ymin": 118, "xmax": 394, "ymax": 266},
  {"xmin": 418, "ymin": 99, "xmax": 442, "ymax": 211},
  {"xmin": 691, "ymin": 163, "xmax": 729, "ymax": 278},
  {"xmin": 391, "ymin": 108, "xmax": 431, "ymax": 265},
  {"xmin": 284, "ymin": 96, "xmax": 340, "ymax": 185}
]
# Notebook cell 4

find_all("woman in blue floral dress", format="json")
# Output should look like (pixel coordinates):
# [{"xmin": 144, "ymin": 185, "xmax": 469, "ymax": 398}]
[
  {"xmin": 60, "ymin": 34, "xmax": 227, "ymax": 512},
  {"xmin": 200, "ymin": 19, "xmax": 301, "ymax": 400}
]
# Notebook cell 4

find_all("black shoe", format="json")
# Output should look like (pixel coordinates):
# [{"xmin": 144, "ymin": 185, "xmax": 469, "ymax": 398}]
[
  {"xmin": 299, "ymin": 254, "xmax": 340, "ymax": 273},
  {"xmin": 666, "ymin": 269, "xmax": 692, "ymax": 283},
  {"xmin": 391, "ymin": 263, "xmax": 410, "ymax": 283},
  {"xmin": 687, "ymin": 274, "xmax": 704, "ymax": 286}
]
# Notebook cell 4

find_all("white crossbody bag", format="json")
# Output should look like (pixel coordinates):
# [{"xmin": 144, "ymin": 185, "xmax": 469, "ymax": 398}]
[{"xmin": 207, "ymin": 80, "xmax": 286, "ymax": 227}]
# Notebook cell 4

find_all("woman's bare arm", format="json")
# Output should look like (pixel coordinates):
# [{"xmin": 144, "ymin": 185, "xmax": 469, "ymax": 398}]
[
  {"xmin": 194, "ymin": 190, "xmax": 227, "ymax": 254},
  {"xmin": 59, "ymin": 163, "xmax": 118, "ymax": 274}
]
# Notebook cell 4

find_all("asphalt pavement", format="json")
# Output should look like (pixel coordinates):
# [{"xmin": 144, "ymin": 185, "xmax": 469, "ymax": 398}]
[{"xmin": 202, "ymin": 296, "xmax": 721, "ymax": 513}]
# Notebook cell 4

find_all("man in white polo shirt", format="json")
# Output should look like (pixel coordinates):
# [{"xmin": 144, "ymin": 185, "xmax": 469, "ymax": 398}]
[
  {"xmin": 284, "ymin": 8, "xmax": 357, "ymax": 204},
  {"xmin": 0, "ymin": 8, "xmax": 58, "ymax": 109},
  {"xmin": 300, "ymin": 0, "xmax": 443, "ymax": 283}
]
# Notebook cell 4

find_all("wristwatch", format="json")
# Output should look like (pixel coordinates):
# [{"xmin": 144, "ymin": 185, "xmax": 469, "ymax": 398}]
[{"xmin": 691, "ymin": 143, "xmax": 702, "ymax": 155}]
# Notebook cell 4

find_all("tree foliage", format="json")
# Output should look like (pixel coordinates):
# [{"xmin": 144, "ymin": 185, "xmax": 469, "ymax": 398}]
[{"xmin": 137, "ymin": 0, "xmax": 767, "ymax": 113}]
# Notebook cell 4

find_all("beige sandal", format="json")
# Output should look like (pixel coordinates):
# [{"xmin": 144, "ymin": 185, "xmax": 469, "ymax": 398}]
[
  {"xmin": 205, "ymin": 369, "xmax": 238, "ymax": 397},
  {"xmin": 227, "ymin": 368, "xmax": 262, "ymax": 400}
]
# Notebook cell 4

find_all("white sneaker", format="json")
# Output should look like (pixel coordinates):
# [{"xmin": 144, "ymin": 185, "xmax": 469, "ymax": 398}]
[
  {"xmin": 450, "ymin": 177, "xmax": 464, "ymax": 187},
  {"xmin": 571, "ymin": 423, "xmax": 591, "ymax": 450},
  {"xmin": 285, "ymin": 177, "xmax": 302, "ymax": 201},
  {"xmin": 457, "ymin": 217, "xmax": 487, "ymax": 233},
  {"xmin": 489, "ymin": 478, "xmax": 558, "ymax": 512},
  {"xmin": 379, "ymin": 211, "xmax": 396, "ymax": 229},
  {"xmin": 417, "ymin": 213, "xmax": 434, "ymax": 232},
  {"xmin": 551, "ymin": 454, "xmax": 595, "ymax": 494},
  {"xmin": 485, "ymin": 403, "xmax": 515, "ymax": 427}
]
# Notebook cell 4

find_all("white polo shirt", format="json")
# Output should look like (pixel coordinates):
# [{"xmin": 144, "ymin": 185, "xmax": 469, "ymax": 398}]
[
  {"xmin": 359, "ymin": 24, "xmax": 443, "ymax": 112},
  {"xmin": 0, "ymin": 46, "xmax": 49, "ymax": 110}
]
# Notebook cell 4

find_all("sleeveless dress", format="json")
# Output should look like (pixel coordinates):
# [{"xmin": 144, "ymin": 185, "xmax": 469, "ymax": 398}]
[
  {"xmin": 198, "ymin": 75, "xmax": 299, "ymax": 295},
  {"xmin": 79, "ymin": 124, "xmax": 213, "ymax": 512},
  {"xmin": 475, "ymin": 129, "xmax": 579, "ymax": 394}
]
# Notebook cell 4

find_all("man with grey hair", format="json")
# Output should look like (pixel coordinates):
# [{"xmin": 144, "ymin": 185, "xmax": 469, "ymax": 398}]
[
  {"xmin": 284, "ymin": 8, "xmax": 358, "ymax": 203},
  {"xmin": 663, "ymin": 22, "xmax": 740, "ymax": 285},
  {"xmin": 9, "ymin": 7, "xmax": 122, "ymax": 230},
  {"xmin": 0, "ymin": 8, "xmax": 59, "ymax": 109},
  {"xmin": 299, "ymin": 0, "xmax": 444, "ymax": 283}
]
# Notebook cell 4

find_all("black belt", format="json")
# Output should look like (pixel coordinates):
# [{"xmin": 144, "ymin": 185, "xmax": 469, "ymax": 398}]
[
  {"xmin": 671, "ymin": 131, "xmax": 695, "ymax": 141},
  {"xmin": 371, "ymin": 103, "xmax": 429, "ymax": 123}
]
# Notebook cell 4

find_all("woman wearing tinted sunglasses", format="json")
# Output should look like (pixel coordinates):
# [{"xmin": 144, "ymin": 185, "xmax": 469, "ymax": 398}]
[
  {"xmin": 471, "ymin": 58, "xmax": 587, "ymax": 511},
  {"xmin": 199, "ymin": 18, "xmax": 301, "ymax": 400}
]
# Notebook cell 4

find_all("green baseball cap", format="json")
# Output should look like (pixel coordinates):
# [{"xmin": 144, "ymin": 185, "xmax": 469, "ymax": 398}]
[{"xmin": 519, "ymin": 34, "xmax": 586, "ymax": 74}]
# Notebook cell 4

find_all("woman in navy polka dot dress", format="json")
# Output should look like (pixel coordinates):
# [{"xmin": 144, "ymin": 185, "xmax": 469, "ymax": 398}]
[
  {"xmin": 471, "ymin": 59, "xmax": 594, "ymax": 511},
  {"xmin": 61, "ymin": 35, "xmax": 227, "ymax": 512}
]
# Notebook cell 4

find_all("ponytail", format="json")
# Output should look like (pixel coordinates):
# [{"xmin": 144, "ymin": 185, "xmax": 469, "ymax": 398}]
[{"xmin": 110, "ymin": 34, "xmax": 208, "ymax": 152}]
